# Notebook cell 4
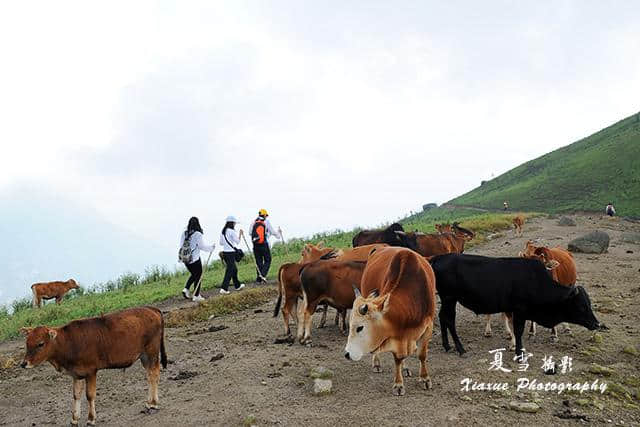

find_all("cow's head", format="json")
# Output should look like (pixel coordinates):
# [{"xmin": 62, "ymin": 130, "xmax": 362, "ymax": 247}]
[
  {"xmin": 20, "ymin": 326, "xmax": 58, "ymax": 368},
  {"xmin": 344, "ymin": 286, "xmax": 390, "ymax": 362},
  {"xmin": 67, "ymin": 279, "xmax": 79, "ymax": 290},
  {"xmin": 519, "ymin": 245, "xmax": 559, "ymax": 271},
  {"xmin": 435, "ymin": 223, "xmax": 452, "ymax": 234},
  {"xmin": 393, "ymin": 231, "xmax": 418, "ymax": 251},
  {"xmin": 301, "ymin": 242, "xmax": 333, "ymax": 263},
  {"xmin": 560, "ymin": 286, "xmax": 599, "ymax": 330}
]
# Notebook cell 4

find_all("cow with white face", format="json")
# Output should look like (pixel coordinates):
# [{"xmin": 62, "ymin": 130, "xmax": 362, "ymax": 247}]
[{"xmin": 344, "ymin": 247, "xmax": 437, "ymax": 396}]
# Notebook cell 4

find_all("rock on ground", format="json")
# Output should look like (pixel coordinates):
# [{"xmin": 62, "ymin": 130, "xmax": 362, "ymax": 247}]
[
  {"xmin": 568, "ymin": 231, "xmax": 610, "ymax": 253},
  {"xmin": 313, "ymin": 379, "xmax": 333, "ymax": 395},
  {"xmin": 557, "ymin": 216, "xmax": 577, "ymax": 226},
  {"xmin": 621, "ymin": 232, "xmax": 640, "ymax": 244},
  {"xmin": 509, "ymin": 401, "xmax": 540, "ymax": 413}
]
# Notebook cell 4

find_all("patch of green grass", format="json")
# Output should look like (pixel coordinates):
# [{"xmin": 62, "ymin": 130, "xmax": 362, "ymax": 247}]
[
  {"xmin": 0, "ymin": 208, "xmax": 524, "ymax": 342},
  {"xmin": 450, "ymin": 111, "xmax": 640, "ymax": 216}
]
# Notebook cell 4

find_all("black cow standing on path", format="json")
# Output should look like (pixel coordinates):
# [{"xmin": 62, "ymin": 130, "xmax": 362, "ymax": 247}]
[{"xmin": 430, "ymin": 254, "xmax": 600, "ymax": 357}]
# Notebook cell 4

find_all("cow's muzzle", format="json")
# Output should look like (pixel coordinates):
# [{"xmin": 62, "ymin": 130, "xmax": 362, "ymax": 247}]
[
  {"xmin": 20, "ymin": 361, "xmax": 28, "ymax": 369},
  {"xmin": 344, "ymin": 352, "xmax": 351, "ymax": 360}
]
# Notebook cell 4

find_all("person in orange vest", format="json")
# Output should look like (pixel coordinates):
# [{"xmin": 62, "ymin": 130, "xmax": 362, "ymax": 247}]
[{"xmin": 251, "ymin": 209, "xmax": 282, "ymax": 283}]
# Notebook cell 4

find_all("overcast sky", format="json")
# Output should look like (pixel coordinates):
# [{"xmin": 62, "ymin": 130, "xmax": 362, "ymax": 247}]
[{"xmin": 1, "ymin": 1, "xmax": 639, "ymax": 251}]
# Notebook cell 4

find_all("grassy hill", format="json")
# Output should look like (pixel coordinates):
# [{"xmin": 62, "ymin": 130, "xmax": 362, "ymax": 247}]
[{"xmin": 450, "ymin": 112, "xmax": 640, "ymax": 216}]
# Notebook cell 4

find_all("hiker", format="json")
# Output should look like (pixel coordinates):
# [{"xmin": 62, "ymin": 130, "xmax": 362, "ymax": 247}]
[
  {"xmin": 503, "ymin": 201, "xmax": 509, "ymax": 211},
  {"xmin": 219, "ymin": 216, "xmax": 246, "ymax": 295},
  {"xmin": 605, "ymin": 203, "xmax": 616, "ymax": 217},
  {"xmin": 251, "ymin": 209, "xmax": 282, "ymax": 283},
  {"xmin": 179, "ymin": 217, "xmax": 215, "ymax": 302}
]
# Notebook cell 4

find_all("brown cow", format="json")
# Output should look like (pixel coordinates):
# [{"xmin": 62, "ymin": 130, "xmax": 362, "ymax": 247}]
[
  {"xmin": 394, "ymin": 230, "xmax": 470, "ymax": 257},
  {"xmin": 513, "ymin": 215, "xmax": 525, "ymax": 236},
  {"xmin": 344, "ymin": 247, "xmax": 437, "ymax": 396},
  {"xmin": 519, "ymin": 240, "xmax": 577, "ymax": 340},
  {"xmin": 31, "ymin": 279, "xmax": 79, "ymax": 308},
  {"xmin": 20, "ymin": 306, "xmax": 167, "ymax": 426},
  {"xmin": 435, "ymin": 223, "xmax": 452, "ymax": 234},
  {"xmin": 298, "ymin": 260, "xmax": 366, "ymax": 344}
]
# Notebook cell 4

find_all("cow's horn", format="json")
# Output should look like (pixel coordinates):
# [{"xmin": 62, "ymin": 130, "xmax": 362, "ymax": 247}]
[
  {"xmin": 394, "ymin": 230, "xmax": 406, "ymax": 236},
  {"xmin": 352, "ymin": 284, "xmax": 361, "ymax": 298}
]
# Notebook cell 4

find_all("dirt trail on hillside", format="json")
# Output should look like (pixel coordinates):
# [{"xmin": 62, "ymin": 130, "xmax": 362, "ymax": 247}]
[{"xmin": 1, "ymin": 215, "xmax": 639, "ymax": 426}]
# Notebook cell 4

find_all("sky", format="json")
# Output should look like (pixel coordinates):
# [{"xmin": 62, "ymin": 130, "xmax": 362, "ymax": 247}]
[{"xmin": 1, "ymin": 1, "xmax": 639, "ymax": 292}]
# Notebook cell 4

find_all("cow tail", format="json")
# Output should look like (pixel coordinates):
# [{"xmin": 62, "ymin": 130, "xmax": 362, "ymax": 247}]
[
  {"xmin": 273, "ymin": 266, "xmax": 284, "ymax": 318},
  {"xmin": 160, "ymin": 314, "xmax": 168, "ymax": 369}
]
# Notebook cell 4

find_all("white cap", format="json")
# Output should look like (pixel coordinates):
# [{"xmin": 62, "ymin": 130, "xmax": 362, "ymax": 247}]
[{"xmin": 226, "ymin": 215, "xmax": 237, "ymax": 222}]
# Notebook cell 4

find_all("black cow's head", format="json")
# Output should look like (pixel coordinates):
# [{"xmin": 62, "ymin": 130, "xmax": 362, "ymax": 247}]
[
  {"xmin": 392, "ymin": 231, "xmax": 418, "ymax": 251},
  {"xmin": 561, "ymin": 286, "xmax": 599, "ymax": 330}
]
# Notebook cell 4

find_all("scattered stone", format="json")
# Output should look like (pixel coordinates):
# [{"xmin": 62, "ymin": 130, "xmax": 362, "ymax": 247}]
[
  {"xmin": 589, "ymin": 332, "xmax": 603, "ymax": 344},
  {"xmin": 273, "ymin": 336, "xmax": 295, "ymax": 345},
  {"xmin": 554, "ymin": 408, "xmax": 589, "ymax": 421},
  {"xmin": 208, "ymin": 325, "xmax": 228, "ymax": 333},
  {"xmin": 622, "ymin": 346, "xmax": 638, "ymax": 356},
  {"xmin": 509, "ymin": 401, "xmax": 540, "ymax": 413},
  {"xmin": 169, "ymin": 371, "xmax": 198, "ymax": 381},
  {"xmin": 209, "ymin": 353, "xmax": 224, "ymax": 362},
  {"xmin": 282, "ymin": 361, "xmax": 291, "ymax": 367},
  {"xmin": 313, "ymin": 378, "xmax": 333, "ymax": 395},
  {"xmin": 243, "ymin": 415, "xmax": 257, "ymax": 427},
  {"xmin": 460, "ymin": 395, "xmax": 472, "ymax": 401},
  {"xmin": 487, "ymin": 233, "xmax": 504, "ymax": 241},
  {"xmin": 626, "ymin": 250, "xmax": 634, "ymax": 254},
  {"xmin": 260, "ymin": 380, "xmax": 267, "ymax": 385},
  {"xmin": 575, "ymin": 398, "xmax": 591, "ymax": 407},
  {"xmin": 208, "ymin": 315, "xmax": 216, "ymax": 320},
  {"xmin": 267, "ymin": 372, "xmax": 282, "ymax": 378},
  {"xmin": 253, "ymin": 309, "xmax": 263, "ymax": 313},
  {"xmin": 621, "ymin": 232, "xmax": 640, "ymax": 244},
  {"xmin": 568, "ymin": 231, "xmax": 610, "ymax": 254},
  {"xmin": 309, "ymin": 366, "xmax": 334, "ymax": 379},
  {"xmin": 588, "ymin": 363, "xmax": 615, "ymax": 376},
  {"xmin": 558, "ymin": 216, "xmax": 577, "ymax": 226}
]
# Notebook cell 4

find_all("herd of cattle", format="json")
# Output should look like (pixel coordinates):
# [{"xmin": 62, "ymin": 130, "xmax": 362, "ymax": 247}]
[{"xmin": 17, "ymin": 216, "xmax": 601, "ymax": 424}]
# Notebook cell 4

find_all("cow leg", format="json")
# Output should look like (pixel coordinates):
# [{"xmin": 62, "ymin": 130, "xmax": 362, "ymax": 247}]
[
  {"xmin": 334, "ymin": 309, "xmax": 340, "ymax": 326},
  {"xmin": 55, "ymin": 296, "xmax": 62, "ymax": 304},
  {"xmin": 551, "ymin": 326, "xmax": 559, "ymax": 342},
  {"xmin": 418, "ymin": 324, "xmax": 433, "ymax": 390},
  {"xmin": 505, "ymin": 314, "xmax": 516, "ymax": 351},
  {"xmin": 528, "ymin": 321, "xmax": 536, "ymax": 337},
  {"xmin": 441, "ymin": 300, "xmax": 465, "ymax": 355},
  {"xmin": 300, "ymin": 301, "xmax": 317, "ymax": 345},
  {"xmin": 145, "ymin": 362, "xmax": 160, "ymax": 409},
  {"xmin": 372, "ymin": 354, "xmax": 382, "ymax": 373},
  {"xmin": 392, "ymin": 355, "xmax": 406, "ymax": 396},
  {"xmin": 438, "ymin": 305, "xmax": 451, "ymax": 353},
  {"xmin": 563, "ymin": 323, "xmax": 572, "ymax": 335},
  {"xmin": 512, "ymin": 316, "xmax": 526, "ymax": 358},
  {"xmin": 484, "ymin": 314, "xmax": 493, "ymax": 337},
  {"xmin": 282, "ymin": 296, "xmax": 296, "ymax": 336},
  {"xmin": 296, "ymin": 300, "xmax": 305, "ymax": 341},
  {"xmin": 71, "ymin": 378, "xmax": 84, "ymax": 426},
  {"xmin": 318, "ymin": 303, "xmax": 328, "ymax": 329},
  {"xmin": 86, "ymin": 372, "xmax": 97, "ymax": 425}
]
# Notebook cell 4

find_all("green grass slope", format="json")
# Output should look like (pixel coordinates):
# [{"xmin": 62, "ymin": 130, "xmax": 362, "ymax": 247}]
[{"xmin": 450, "ymin": 112, "xmax": 640, "ymax": 216}]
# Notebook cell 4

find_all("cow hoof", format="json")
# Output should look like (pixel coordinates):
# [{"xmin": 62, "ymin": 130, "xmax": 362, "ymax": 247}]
[
  {"xmin": 402, "ymin": 368, "xmax": 412, "ymax": 377},
  {"xmin": 421, "ymin": 377, "xmax": 433, "ymax": 390},
  {"xmin": 87, "ymin": 421, "xmax": 96, "ymax": 426},
  {"xmin": 484, "ymin": 331, "xmax": 492, "ymax": 338},
  {"xmin": 372, "ymin": 365, "xmax": 382, "ymax": 373},
  {"xmin": 443, "ymin": 345, "xmax": 452, "ymax": 353},
  {"xmin": 145, "ymin": 402, "xmax": 159, "ymax": 410},
  {"xmin": 70, "ymin": 421, "xmax": 79, "ymax": 426},
  {"xmin": 392, "ymin": 384, "xmax": 405, "ymax": 396}
]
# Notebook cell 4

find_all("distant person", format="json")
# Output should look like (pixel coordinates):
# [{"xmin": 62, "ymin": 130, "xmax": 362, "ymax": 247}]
[
  {"xmin": 251, "ymin": 209, "xmax": 282, "ymax": 283},
  {"xmin": 503, "ymin": 201, "xmax": 509, "ymax": 211},
  {"xmin": 605, "ymin": 203, "xmax": 616, "ymax": 217},
  {"xmin": 178, "ymin": 217, "xmax": 215, "ymax": 302},
  {"xmin": 219, "ymin": 216, "xmax": 246, "ymax": 294}
]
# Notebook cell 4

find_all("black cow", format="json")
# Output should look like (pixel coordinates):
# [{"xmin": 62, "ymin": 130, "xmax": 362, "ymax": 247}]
[
  {"xmin": 430, "ymin": 254, "xmax": 599, "ymax": 356},
  {"xmin": 352, "ymin": 223, "xmax": 405, "ymax": 247}
]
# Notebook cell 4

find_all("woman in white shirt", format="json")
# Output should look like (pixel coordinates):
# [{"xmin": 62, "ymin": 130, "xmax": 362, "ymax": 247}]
[
  {"xmin": 179, "ymin": 217, "xmax": 215, "ymax": 302},
  {"xmin": 219, "ymin": 216, "xmax": 246, "ymax": 294}
]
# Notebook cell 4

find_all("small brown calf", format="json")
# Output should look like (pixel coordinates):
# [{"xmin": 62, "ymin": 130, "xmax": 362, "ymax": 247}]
[{"xmin": 31, "ymin": 279, "xmax": 79, "ymax": 308}]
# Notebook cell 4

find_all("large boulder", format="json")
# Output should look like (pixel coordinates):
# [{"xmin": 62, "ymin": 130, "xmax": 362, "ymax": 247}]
[
  {"xmin": 557, "ymin": 216, "xmax": 576, "ymax": 226},
  {"xmin": 621, "ymin": 232, "xmax": 640, "ymax": 245},
  {"xmin": 568, "ymin": 231, "xmax": 610, "ymax": 254}
]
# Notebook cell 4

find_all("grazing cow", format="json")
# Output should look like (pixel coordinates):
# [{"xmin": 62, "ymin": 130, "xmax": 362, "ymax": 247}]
[
  {"xmin": 513, "ymin": 215, "xmax": 525, "ymax": 236},
  {"xmin": 20, "ymin": 306, "xmax": 167, "ymax": 426},
  {"xmin": 344, "ymin": 247, "xmax": 437, "ymax": 396},
  {"xmin": 452, "ymin": 222, "xmax": 475, "ymax": 241},
  {"xmin": 298, "ymin": 260, "xmax": 367, "ymax": 344},
  {"xmin": 394, "ymin": 230, "xmax": 470, "ymax": 256},
  {"xmin": 31, "ymin": 279, "xmax": 79, "ymax": 308},
  {"xmin": 518, "ymin": 240, "xmax": 577, "ymax": 340},
  {"xmin": 430, "ymin": 254, "xmax": 599, "ymax": 356},
  {"xmin": 352, "ymin": 223, "xmax": 405, "ymax": 247}
]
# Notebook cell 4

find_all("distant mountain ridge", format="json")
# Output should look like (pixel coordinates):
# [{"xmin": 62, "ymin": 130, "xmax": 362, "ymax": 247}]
[{"xmin": 450, "ymin": 112, "xmax": 640, "ymax": 216}]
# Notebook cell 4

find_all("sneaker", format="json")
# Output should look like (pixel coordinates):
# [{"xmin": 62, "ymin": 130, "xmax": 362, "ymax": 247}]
[
  {"xmin": 219, "ymin": 289, "xmax": 230, "ymax": 295},
  {"xmin": 192, "ymin": 295, "xmax": 205, "ymax": 302},
  {"xmin": 182, "ymin": 288, "xmax": 191, "ymax": 299},
  {"xmin": 235, "ymin": 283, "xmax": 246, "ymax": 291}
]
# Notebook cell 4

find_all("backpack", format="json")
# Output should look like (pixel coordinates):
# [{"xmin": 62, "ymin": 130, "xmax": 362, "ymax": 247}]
[
  {"xmin": 178, "ymin": 231, "xmax": 194, "ymax": 264},
  {"xmin": 251, "ymin": 218, "xmax": 266, "ymax": 245}
]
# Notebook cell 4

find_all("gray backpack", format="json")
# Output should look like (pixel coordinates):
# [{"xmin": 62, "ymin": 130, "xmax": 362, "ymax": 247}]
[{"xmin": 178, "ymin": 231, "xmax": 194, "ymax": 264}]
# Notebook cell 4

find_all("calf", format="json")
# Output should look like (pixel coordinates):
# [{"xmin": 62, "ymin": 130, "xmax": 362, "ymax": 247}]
[
  {"xmin": 431, "ymin": 254, "xmax": 599, "ymax": 356},
  {"xmin": 344, "ymin": 247, "xmax": 436, "ymax": 396},
  {"xmin": 513, "ymin": 215, "xmax": 525, "ymax": 236},
  {"xmin": 20, "ymin": 306, "xmax": 167, "ymax": 426},
  {"xmin": 298, "ymin": 260, "xmax": 366, "ymax": 344},
  {"xmin": 31, "ymin": 279, "xmax": 79, "ymax": 308}
]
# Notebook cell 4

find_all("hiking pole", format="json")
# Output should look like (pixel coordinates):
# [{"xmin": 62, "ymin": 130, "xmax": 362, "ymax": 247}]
[
  {"xmin": 241, "ymin": 233, "xmax": 267, "ymax": 282},
  {"xmin": 279, "ymin": 227, "xmax": 290, "ymax": 258},
  {"xmin": 193, "ymin": 250, "xmax": 214, "ymax": 298}
]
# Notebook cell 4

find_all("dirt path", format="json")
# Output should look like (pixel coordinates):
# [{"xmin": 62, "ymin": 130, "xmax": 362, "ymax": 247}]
[{"xmin": 1, "ymin": 215, "xmax": 639, "ymax": 426}]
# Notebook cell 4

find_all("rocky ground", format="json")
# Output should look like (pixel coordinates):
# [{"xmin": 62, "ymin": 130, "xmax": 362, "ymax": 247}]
[{"xmin": 0, "ymin": 215, "xmax": 639, "ymax": 426}]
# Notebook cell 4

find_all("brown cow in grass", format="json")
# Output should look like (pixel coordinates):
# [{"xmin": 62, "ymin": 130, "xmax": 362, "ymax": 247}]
[
  {"xmin": 513, "ymin": 215, "xmax": 525, "ymax": 236},
  {"xmin": 20, "ymin": 306, "xmax": 167, "ymax": 426},
  {"xmin": 344, "ymin": 247, "xmax": 437, "ymax": 396},
  {"xmin": 31, "ymin": 279, "xmax": 79, "ymax": 308},
  {"xmin": 298, "ymin": 260, "xmax": 366, "ymax": 344},
  {"xmin": 394, "ymin": 228, "xmax": 472, "ymax": 257}
]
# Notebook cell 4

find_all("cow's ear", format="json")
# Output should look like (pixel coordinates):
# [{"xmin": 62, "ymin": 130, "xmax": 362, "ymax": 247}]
[
  {"xmin": 381, "ymin": 294, "xmax": 391, "ymax": 314},
  {"xmin": 48, "ymin": 329, "xmax": 57, "ymax": 340},
  {"xmin": 545, "ymin": 260, "xmax": 560, "ymax": 270},
  {"xmin": 19, "ymin": 327, "xmax": 33, "ymax": 336},
  {"xmin": 317, "ymin": 241, "xmax": 324, "ymax": 249},
  {"xmin": 518, "ymin": 251, "xmax": 524, "ymax": 257}
]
